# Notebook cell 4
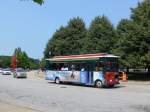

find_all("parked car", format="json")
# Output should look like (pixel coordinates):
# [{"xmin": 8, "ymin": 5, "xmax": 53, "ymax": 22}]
[
  {"xmin": 13, "ymin": 68, "xmax": 27, "ymax": 78},
  {"xmin": 2, "ymin": 68, "xmax": 12, "ymax": 75},
  {"xmin": 0, "ymin": 68, "xmax": 3, "ymax": 73}
]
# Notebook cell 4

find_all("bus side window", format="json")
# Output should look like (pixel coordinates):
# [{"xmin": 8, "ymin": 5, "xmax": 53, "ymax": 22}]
[
  {"xmin": 81, "ymin": 67, "xmax": 85, "ymax": 71},
  {"xmin": 71, "ymin": 65, "xmax": 75, "ymax": 71},
  {"xmin": 95, "ymin": 63, "xmax": 103, "ymax": 71},
  {"xmin": 95, "ymin": 67, "xmax": 99, "ymax": 71}
]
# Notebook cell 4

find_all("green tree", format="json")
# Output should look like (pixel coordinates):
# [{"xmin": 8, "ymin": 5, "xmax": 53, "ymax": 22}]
[
  {"xmin": 40, "ymin": 58, "xmax": 46, "ymax": 69},
  {"xmin": 14, "ymin": 47, "xmax": 28, "ymax": 68},
  {"xmin": 21, "ymin": 52, "xmax": 30, "ymax": 69},
  {"xmin": 114, "ymin": 0, "xmax": 150, "ymax": 72},
  {"xmin": 14, "ymin": 47, "xmax": 39, "ymax": 69},
  {"xmin": 64, "ymin": 17, "xmax": 87, "ymax": 55},
  {"xmin": 14, "ymin": 47, "xmax": 22, "ymax": 68},
  {"xmin": 44, "ymin": 26, "xmax": 67, "ymax": 58},
  {"xmin": 116, "ymin": 19, "xmax": 146, "ymax": 68},
  {"xmin": 44, "ymin": 17, "xmax": 87, "ymax": 58},
  {"xmin": 85, "ymin": 16, "xmax": 116, "ymax": 53},
  {"xmin": 29, "ymin": 58, "xmax": 39, "ymax": 69},
  {"xmin": 43, "ymin": 0, "xmax": 150, "ymax": 73},
  {"xmin": 33, "ymin": 0, "xmax": 44, "ymax": 5},
  {"xmin": 131, "ymin": 0, "xmax": 150, "ymax": 71},
  {"xmin": 114, "ymin": 19, "xmax": 139, "ymax": 67},
  {"xmin": 0, "ymin": 56, "xmax": 11, "ymax": 68}
]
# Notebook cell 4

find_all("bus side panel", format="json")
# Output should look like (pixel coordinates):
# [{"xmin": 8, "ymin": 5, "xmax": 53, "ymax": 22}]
[
  {"xmin": 45, "ymin": 70, "xmax": 56, "ymax": 81},
  {"xmin": 45, "ymin": 70, "xmax": 81, "ymax": 82},
  {"xmin": 68, "ymin": 71, "xmax": 80, "ymax": 83},
  {"xmin": 93, "ymin": 71, "xmax": 104, "ymax": 83},
  {"xmin": 57, "ymin": 71, "xmax": 72, "ymax": 81},
  {"xmin": 45, "ymin": 70, "xmax": 69, "ymax": 81},
  {"xmin": 80, "ymin": 71, "xmax": 89, "ymax": 84},
  {"xmin": 59, "ymin": 71, "xmax": 79, "ymax": 82}
]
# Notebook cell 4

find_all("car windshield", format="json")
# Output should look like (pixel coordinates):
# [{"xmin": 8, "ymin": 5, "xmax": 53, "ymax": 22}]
[
  {"xmin": 16, "ymin": 69, "xmax": 25, "ymax": 72},
  {"xmin": 3, "ymin": 69, "xmax": 10, "ymax": 71}
]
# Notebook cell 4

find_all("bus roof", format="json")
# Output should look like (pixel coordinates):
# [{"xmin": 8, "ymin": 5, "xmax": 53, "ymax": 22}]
[{"xmin": 46, "ymin": 53, "xmax": 119, "ymax": 62}]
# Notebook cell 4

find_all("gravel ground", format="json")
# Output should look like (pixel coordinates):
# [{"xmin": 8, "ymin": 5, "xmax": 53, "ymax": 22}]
[{"xmin": 0, "ymin": 71, "xmax": 150, "ymax": 112}]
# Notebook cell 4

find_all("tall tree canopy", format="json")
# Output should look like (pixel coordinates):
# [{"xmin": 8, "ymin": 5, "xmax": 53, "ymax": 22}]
[
  {"xmin": 115, "ymin": 19, "xmax": 141, "ymax": 67},
  {"xmin": 0, "ymin": 56, "xmax": 11, "ymax": 68},
  {"xmin": 14, "ymin": 47, "xmax": 39, "ymax": 69},
  {"xmin": 114, "ymin": 0, "xmax": 150, "ymax": 71},
  {"xmin": 44, "ymin": 16, "xmax": 116, "ymax": 58},
  {"xmin": 44, "ymin": 0, "xmax": 150, "ymax": 72},
  {"xmin": 33, "ymin": 0, "xmax": 44, "ymax": 5},
  {"xmin": 44, "ymin": 17, "xmax": 87, "ymax": 58},
  {"xmin": 85, "ymin": 16, "xmax": 116, "ymax": 54},
  {"xmin": 14, "ymin": 47, "xmax": 30, "ymax": 69},
  {"xmin": 131, "ymin": 0, "xmax": 150, "ymax": 70}
]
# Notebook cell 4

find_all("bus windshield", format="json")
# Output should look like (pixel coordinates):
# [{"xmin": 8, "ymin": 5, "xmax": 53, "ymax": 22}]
[{"xmin": 100, "ymin": 57, "xmax": 118, "ymax": 72}]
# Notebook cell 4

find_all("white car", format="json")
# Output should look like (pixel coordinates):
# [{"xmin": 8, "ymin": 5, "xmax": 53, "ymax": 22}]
[
  {"xmin": 0, "ymin": 68, "xmax": 2, "ymax": 73},
  {"xmin": 13, "ymin": 68, "xmax": 27, "ymax": 78},
  {"xmin": 2, "ymin": 69, "xmax": 12, "ymax": 75}
]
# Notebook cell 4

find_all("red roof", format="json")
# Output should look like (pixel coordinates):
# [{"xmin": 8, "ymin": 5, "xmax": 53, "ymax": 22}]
[{"xmin": 47, "ymin": 53, "xmax": 118, "ymax": 61}]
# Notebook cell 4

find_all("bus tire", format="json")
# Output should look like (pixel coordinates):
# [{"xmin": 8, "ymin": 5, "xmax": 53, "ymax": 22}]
[
  {"xmin": 109, "ymin": 85, "xmax": 114, "ymax": 88},
  {"xmin": 95, "ymin": 80, "xmax": 103, "ymax": 88},
  {"xmin": 55, "ymin": 77, "xmax": 60, "ymax": 84}
]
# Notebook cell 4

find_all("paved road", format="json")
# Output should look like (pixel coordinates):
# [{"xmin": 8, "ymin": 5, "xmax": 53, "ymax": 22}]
[{"xmin": 0, "ymin": 72, "xmax": 150, "ymax": 112}]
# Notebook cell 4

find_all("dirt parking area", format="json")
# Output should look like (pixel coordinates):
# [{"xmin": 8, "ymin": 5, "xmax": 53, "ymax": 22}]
[{"xmin": 0, "ymin": 71, "xmax": 150, "ymax": 112}]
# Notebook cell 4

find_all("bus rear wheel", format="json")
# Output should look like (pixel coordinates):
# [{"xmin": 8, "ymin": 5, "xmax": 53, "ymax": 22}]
[
  {"xmin": 55, "ymin": 77, "xmax": 60, "ymax": 84},
  {"xmin": 95, "ymin": 80, "xmax": 103, "ymax": 88}
]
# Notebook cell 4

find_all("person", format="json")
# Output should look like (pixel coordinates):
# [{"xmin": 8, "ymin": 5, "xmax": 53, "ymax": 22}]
[
  {"xmin": 64, "ymin": 67, "xmax": 68, "ymax": 71},
  {"xmin": 81, "ymin": 67, "xmax": 85, "ymax": 71},
  {"xmin": 61, "ymin": 67, "xmax": 65, "ymax": 71},
  {"xmin": 71, "ymin": 65, "xmax": 75, "ymax": 71}
]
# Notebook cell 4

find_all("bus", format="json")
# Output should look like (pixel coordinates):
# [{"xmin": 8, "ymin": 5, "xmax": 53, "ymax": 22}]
[{"xmin": 45, "ymin": 53, "xmax": 119, "ymax": 88}]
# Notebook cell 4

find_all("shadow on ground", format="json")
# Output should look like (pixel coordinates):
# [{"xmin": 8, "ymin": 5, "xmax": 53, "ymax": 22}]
[{"xmin": 47, "ymin": 81, "xmax": 126, "ymax": 89}]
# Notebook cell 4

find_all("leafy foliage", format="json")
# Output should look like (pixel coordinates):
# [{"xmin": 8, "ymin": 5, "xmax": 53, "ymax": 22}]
[
  {"xmin": 14, "ymin": 47, "xmax": 39, "ymax": 69},
  {"xmin": 43, "ymin": 0, "xmax": 150, "ymax": 72},
  {"xmin": 44, "ymin": 16, "xmax": 116, "ymax": 58},
  {"xmin": 33, "ymin": 0, "xmax": 44, "ymax": 5},
  {"xmin": 85, "ymin": 16, "xmax": 116, "ymax": 54},
  {"xmin": 44, "ymin": 17, "xmax": 87, "ymax": 57},
  {"xmin": 114, "ymin": 0, "xmax": 150, "ymax": 70},
  {"xmin": 39, "ymin": 58, "xmax": 46, "ymax": 69},
  {"xmin": 131, "ymin": 0, "xmax": 150, "ymax": 69},
  {"xmin": 0, "ymin": 56, "xmax": 11, "ymax": 68}
]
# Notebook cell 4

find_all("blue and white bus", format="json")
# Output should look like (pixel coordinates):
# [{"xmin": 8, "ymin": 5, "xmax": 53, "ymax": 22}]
[{"xmin": 45, "ymin": 53, "xmax": 119, "ymax": 88}]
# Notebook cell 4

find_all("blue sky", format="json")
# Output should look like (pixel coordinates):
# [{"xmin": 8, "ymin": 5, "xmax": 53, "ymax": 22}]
[{"xmin": 0, "ymin": 0, "xmax": 142, "ymax": 59}]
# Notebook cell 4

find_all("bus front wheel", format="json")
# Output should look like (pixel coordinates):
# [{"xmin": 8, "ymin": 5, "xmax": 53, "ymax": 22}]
[
  {"xmin": 95, "ymin": 80, "xmax": 103, "ymax": 88},
  {"xmin": 55, "ymin": 77, "xmax": 60, "ymax": 84}
]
